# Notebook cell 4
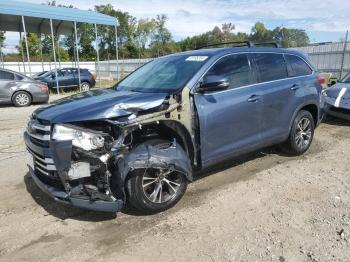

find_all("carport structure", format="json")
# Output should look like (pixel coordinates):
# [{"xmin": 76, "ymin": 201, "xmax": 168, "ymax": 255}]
[{"xmin": 0, "ymin": 1, "xmax": 119, "ymax": 93}]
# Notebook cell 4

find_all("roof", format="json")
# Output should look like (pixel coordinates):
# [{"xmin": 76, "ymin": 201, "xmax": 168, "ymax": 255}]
[{"xmin": 0, "ymin": 1, "xmax": 118, "ymax": 34}]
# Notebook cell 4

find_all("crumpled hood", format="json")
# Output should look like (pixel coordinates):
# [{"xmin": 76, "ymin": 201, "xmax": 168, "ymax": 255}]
[
  {"xmin": 324, "ymin": 83, "xmax": 350, "ymax": 98},
  {"xmin": 34, "ymin": 89, "xmax": 168, "ymax": 123}
]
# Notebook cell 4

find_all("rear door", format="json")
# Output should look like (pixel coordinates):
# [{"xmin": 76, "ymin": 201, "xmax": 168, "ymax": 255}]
[
  {"xmin": 0, "ymin": 70, "xmax": 16, "ymax": 102},
  {"xmin": 253, "ymin": 53, "xmax": 307, "ymax": 143},
  {"xmin": 194, "ymin": 53, "xmax": 264, "ymax": 167},
  {"xmin": 59, "ymin": 69, "xmax": 75, "ymax": 88}
]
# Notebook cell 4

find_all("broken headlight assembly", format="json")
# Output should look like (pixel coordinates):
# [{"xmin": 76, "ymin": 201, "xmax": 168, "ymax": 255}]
[{"xmin": 52, "ymin": 124, "xmax": 105, "ymax": 151}]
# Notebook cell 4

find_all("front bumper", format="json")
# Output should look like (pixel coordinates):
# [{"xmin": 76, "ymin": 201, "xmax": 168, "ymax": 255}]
[
  {"xmin": 28, "ymin": 165, "xmax": 123, "ymax": 212},
  {"xmin": 24, "ymin": 130, "xmax": 123, "ymax": 213},
  {"xmin": 322, "ymin": 96, "xmax": 350, "ymax": 121}
]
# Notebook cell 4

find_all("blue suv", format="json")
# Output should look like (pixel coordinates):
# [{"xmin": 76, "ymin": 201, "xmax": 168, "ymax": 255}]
[
  {"xmin": 34, "ymin": 68, "xmax": 96, "ymax": 91},
  {"xmin": 24, "ymin": 42, "xmax": 322, "ymax": 214}
]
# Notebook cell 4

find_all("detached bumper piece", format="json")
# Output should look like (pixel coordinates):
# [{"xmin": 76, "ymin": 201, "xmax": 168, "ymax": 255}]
[{"xmin": 29, "ymin": 166, "xmax": 123, "ymax": 212}]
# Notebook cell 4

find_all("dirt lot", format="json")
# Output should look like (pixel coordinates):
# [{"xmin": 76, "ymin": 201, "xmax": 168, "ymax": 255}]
[{"xmin": 0, "ymin": 102, "xmax": 349, "ymax": 262}]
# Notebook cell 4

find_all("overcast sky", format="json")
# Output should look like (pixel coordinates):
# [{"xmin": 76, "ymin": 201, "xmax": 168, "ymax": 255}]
[{"xmin": 3, "ymin": 0, "xmax": 349, "ymax": 52}]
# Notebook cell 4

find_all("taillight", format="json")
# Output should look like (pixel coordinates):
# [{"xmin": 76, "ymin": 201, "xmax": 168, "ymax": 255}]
[
  {"xmin": 38, "ymin": 83, "xmax": 48, "ymax": 92},
  {"xmin": 317, "ymin": 75, "xmax": 327, "ymax": 89}
]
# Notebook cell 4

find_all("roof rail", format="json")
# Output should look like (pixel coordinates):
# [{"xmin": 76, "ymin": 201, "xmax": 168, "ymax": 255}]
[{"xmin": 195, "ymin": 41, "xmax": 280, "ymax": 50}]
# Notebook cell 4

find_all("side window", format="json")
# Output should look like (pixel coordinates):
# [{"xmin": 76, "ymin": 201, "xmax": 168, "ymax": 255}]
[
  {"xmin": 206, "ymin": 54, "xmax": 251, "ymax": 89},
  {"xmin": 15, "ymin": 74, "xmax": 24, "ymax": 81},
  {"xmin": 0, "ymin": 70, "xmax": 15, "ymax": 81},
  {"xmin": 254, "ymin": 53, "xmax": 288, "ymax": 82},
  {"xmin": 285, "ymin": 55, "xmax": 312, "ymax": 77}
]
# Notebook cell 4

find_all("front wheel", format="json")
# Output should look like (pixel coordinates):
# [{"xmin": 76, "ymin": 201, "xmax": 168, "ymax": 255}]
[
  {"xmin": 281, "ymin": 110, "xmax": 315, "ymax": 156},
  {"xmin": 126, "ymin": 141, "xmax": 189, "ymax": 214}
]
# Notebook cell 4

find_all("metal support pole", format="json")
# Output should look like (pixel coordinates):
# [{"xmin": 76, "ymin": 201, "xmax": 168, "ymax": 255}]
[
  {"xmin": 50, "ymin": 19, "xmax": 60, "ymax": 95},
  {"xmin": 21, "ymin": 16, "xmax": 32, "ymax": 77},
  {"xmin": 74, "ymin": 21, "xmax": 81, "ymax": 92},
  {"xmin": 340, "ymin": 30, "xmax": 348, "ymax": 80},
  {"xmin": 19, "ymin": 31, "xmax": 26, "ymax": 74},
  {"xmin": 94, "ymin": 24, "xmax": 100, "ymax": 88},
  {"xmin": 0, "ymin": 44, "xmax": 4, "ymax": 68},
  {"xmin": 115, "ymin": 24, "xmax": 119, "ymax": 81},
  {"xmin": 39, "ymin": 33, "xmax": 44, "ymax": 72},
  {"xmin": 56, "ymin": 37, "xmax": 61, "ymax": 69}
]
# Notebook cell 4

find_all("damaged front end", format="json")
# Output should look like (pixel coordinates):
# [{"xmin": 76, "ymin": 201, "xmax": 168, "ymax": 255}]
[{"xmin": 25, "ymin": 92, "xmax": 194, "ymax": 212}]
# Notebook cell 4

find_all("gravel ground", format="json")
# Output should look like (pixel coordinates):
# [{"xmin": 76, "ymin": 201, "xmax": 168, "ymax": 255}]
[{"xmin": 0, "ymin": 102, "xmax": 349, "ymax": 262}]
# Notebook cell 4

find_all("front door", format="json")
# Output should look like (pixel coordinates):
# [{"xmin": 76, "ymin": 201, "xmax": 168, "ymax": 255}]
[{"xmin": 194, "ymin": 53, "xmax": 263, "ymax": 168}]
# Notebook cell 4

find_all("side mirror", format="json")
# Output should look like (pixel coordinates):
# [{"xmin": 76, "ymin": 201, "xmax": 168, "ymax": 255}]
[
  {"xmin": 51, "ymin": 73, "xmax": 55, "ymax": 79},
  {"xmin": 197, "ymin": 75, "xmax": 229, "ymax": 93}
]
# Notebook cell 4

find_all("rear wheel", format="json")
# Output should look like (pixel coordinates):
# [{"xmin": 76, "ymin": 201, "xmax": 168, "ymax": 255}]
[
  {"xmin": 81, "ymin": 82, "xmax": 90, "ymax": 91},
  {"xmin": 126, "ymin": 140, "xmax": 188, "ymax": 214},
  {"xmin": 13, "ymin": 91, "xmax": 32, "ymax": 107},
  {"xmin": 281, "ymin": 110, "xmax": 314, "ymax": 156}
]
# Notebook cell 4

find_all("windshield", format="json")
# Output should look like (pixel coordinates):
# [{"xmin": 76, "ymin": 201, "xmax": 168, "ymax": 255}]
[
  {"xmin": 115, "ymin": 55, "xmax": 209, "ymax": 93},
  {"xmin": 341, "ymin": 73, "xmax": 350, "ymax": 83}
]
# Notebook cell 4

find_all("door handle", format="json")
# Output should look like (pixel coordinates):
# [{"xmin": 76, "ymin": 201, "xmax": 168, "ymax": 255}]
[
  {"xmin": 247, "ymin": 95, "xmax": 260, "ymax": 102},
  {"xmin": 290, "ymin": 84, "xmax": 300, "ymax": 91}
]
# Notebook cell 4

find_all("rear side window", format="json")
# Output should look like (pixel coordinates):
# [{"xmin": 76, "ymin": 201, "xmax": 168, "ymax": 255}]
[
  {"xmin": 206, "ymin": 54, "xmax": 251, "ymax": 89},
  {"xmin": 0, "ymin": 70, "xmax": 15, "ymax": 80},
  {"xmin": 15, "ymin": 74, "xmax": 24, "ymax": 81},
  {"xmin": 285, "ymin": 54, "xmax": 312, "ymax": 77},
  {"xmin": 254, "ymin": 53, "xmax": 288, "ymax": 82}
]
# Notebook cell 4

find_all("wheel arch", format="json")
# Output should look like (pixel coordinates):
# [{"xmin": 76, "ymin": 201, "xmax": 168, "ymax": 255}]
[{"xmin": 288, "ymin": 102, "xmax": 319, "ymax": 133}]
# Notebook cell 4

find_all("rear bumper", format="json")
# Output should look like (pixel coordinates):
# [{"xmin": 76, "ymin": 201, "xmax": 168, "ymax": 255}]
[
  {"xmin": 33, "ymin": 93, "xmax": 49, "ymax": 103},
  {"xmin": 28, "ymin": 165, "xmax": 123, "ymax": 212}
]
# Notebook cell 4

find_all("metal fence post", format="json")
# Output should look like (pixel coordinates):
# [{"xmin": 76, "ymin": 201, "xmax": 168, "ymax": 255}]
[
  {"xmin": 74, "ymin": 21, "xmax": 82, "ymax": 92},
  {"xmin": 115, "ymin": 24, "xmax": 119, "ymax": 81},
  {"xmin": 94, "ymin": 24, "xmax": 100, "ymax": 88},
  {"xmin": 21, "ymin": 16, "xmax": 32, "ymax": 77},
  {"xmin": 340, "ymin": 30, "xmax": 348, "ymax": 80},
  {"xmin": 50, "ymin": 19, "xmax": 60, "ymax": 94}
]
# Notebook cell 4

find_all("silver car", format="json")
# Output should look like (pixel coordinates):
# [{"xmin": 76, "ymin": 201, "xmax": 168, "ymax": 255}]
[
  {"xmin": 0, "ymin": 68, "xmax": 49, "ymax": 107},
  {"xmin": 323, "ymin": 73, "xmax": 350, "ymax": 120}
]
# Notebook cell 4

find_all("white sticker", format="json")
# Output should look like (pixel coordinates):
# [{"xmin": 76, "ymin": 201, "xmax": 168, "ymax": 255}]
[
  {"xmin": 334, "ymin": 87, "xmax": 347, "ymax": 108},
  {"xmin": 186, "ymin": 56, "xmax": 208, "ymax": 62}
]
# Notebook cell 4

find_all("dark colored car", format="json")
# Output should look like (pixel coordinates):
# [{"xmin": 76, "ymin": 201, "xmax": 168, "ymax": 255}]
[
  {"xmin": 24, "ymin": 43, "xmax": 322, "ymax": 214},
  {"xmin": 34, "ymin": 68, "xmax": 96, "ymax": 91},
  {"xmin": 322, "ymin": 73, "xmax": 350, "ymax": 120},
  {"xmin": 0, "ymin": 68, "xmax": 48, "ymax": 107}
]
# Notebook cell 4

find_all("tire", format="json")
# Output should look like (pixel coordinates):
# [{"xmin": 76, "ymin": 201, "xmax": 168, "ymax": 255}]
[
  {"xmin": 12, "ymin": 91, "xmax": 32, "ymax": 107},
  {"xmin": 126, "ymin": 139, "xmax": 189, "ymax": 214},
  {"xmin": 281, "ymin": 110, "xmax": 315, "ymax": 156},
  {"xmin": 81, "ymin": 82, "xmax": 91, "ymax": 91}
]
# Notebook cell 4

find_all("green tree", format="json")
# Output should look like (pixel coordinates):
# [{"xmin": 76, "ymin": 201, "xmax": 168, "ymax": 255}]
[
  {"xmin": 249, "ymin": 22, "xmax": 272, "ymax": 42},
  {"xmin": 135, "ymin": 18, "xmax": 156, "ymax": 57},
  {"xmin": 0, "ymin": 31, "xmax": 5, "ymax": 49},
  {"xmin": 95, "ymin": 4, "xmax": 137, "ymax": 59},
  {"xmin": 16, "ymin": 33, "xmax": 40, "ymax": 56}
]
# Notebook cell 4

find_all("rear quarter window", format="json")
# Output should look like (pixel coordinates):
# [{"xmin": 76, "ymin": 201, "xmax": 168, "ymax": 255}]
[
  {"xmin": 285, "ymin": 54, "xmax": 313, "ymax": 77},
  {"xmin": 254, "ymin": 53, "xmax": 288, "ymax": 82}
]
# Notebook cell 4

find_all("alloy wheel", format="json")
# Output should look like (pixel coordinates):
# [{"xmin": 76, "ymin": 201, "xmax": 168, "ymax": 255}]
[
  {"xmin": 295, "ymin": 117, "xmax": 312, "ymax": 150},
  {"xmin": 142, "ymin": 168, "xmax": 182, "ymax": 203},
  {"xmin": 81, "ymin": 83, "xmax": 90, "ymax": 91}
]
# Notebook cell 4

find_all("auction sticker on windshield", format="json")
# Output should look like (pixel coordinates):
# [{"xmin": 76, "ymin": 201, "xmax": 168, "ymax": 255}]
[{"xmin": 186, "ymin": 56, "xmax": 208, "ymax": 62}]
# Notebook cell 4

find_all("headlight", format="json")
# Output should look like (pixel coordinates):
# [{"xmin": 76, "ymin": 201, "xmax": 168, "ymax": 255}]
[
  {"xmin": 322, "ymin": 90, "xmax": 328, "ymax": 97},
  {"xmin": 52, "ymin": 125, "xmax": 105, "ymax": 151}
]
